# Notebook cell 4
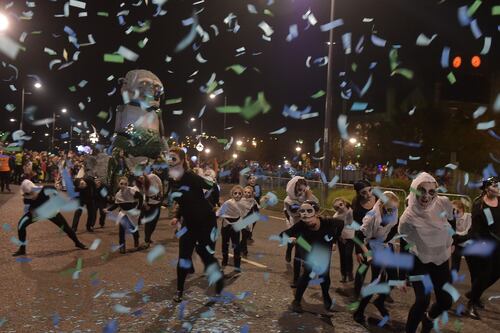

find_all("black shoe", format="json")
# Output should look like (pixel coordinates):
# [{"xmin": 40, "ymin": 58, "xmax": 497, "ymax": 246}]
[
  {"xmin": 173, "ymin": 291, "xmax": 183, "ymax": 303},
  {"xmin": 13, "ymin": 248, "xmax": 26, "ymax": 256},
  {"xmin": 347, "ymin": 273, "xmax": 354, "ymax": 282},
  {"xmin": 353, "ymin": 312, "xmax": 366, "ymax": 325},
  {"xmin": 86, "ymin": 227, "xmax": 94, "ymax": 233},
  {"xmin": 290, "ymin": 280, "xmax": 298, "ymax": 288},
  {"xmin": 421, "ymin": 313, "xmax": 434, "ymax": 333},
  {"xmin": 285, "ymin": 251, "xmax": 292, "ymax": 263},
  {"xmin": 119, "ymin": 248, "xmax": 126, "ymax": 254},
  {"xmin": 291, "ymin": 300, "xmax": 303, "ymax": 313},
  {"xmin": 477, "ymin": 300, "xmax": 485, "ymax": 309},
  {"xmin": 323, "ymin": 296, "xmax": 334, "ymax": 312},
  {"xmin": 242, "ymin": 252, "xmax": 248, "ymax": 258},
  {"xmin": 75, "ymin": 242, "xmax": 87, "ymax": 250},
  {"xmin": 467, "ymin": 301, "xmax": 481, "ymax": 320},
  {"xmin": 373, "ymin": 298, "xmax": 389, "ymax": 317},
  {"xmin": 100, "ymin": 224, "xmax": 105, "ymax": 228},
  {"xmin": 340, "ymin": 275, "xmax": 347, "ymax": 283}
]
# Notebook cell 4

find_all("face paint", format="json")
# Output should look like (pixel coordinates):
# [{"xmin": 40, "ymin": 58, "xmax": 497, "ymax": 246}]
[
  {"xmin": 486, "ymin": 182, "xmax": 500, "ymax": 197},
  {"xmin": 299, "ymin": 203, "xmax": 317, "ymax": 225},
  {"xmin": 167, "ymin": 153, "xmax": 181, "ymax": 167},
  {"xmin": 232, "ymin": 190, "xmax": 243, "ymax": 201},
  {"xmin": 243, "ymin": 189, "xmax": 253, "ymax": 199},
  {"xmin": 333, "ymin": 201, "xmax": 346, "ymax": 214},
  {"xmin": 359, "ymin": 187, "xmax": 372, "ymax": 200},
  {"xmin": 416, "ymin": 182, "xmax": 437, "ymax": 209},
  {"xmin": 296, "ymin": 184, "xmax": 308, "ymax": 200}
]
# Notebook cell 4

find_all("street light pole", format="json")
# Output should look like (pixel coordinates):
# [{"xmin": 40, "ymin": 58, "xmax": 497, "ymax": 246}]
[
  {"xmin": 20, "ymin": 86, "xmax": 25, "ymax": 131},
  {"xmin": 50, "ymin": 111, "xmax": 56, "ymax": 152},
  {"xmin": 322, "ymin": 0, "xmax": 336, "ymax": 202}
]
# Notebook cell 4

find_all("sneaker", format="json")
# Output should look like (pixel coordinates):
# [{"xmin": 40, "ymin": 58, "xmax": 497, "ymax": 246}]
[
  {"xmin": 75, "ymin": 242, "xmax": 87, "ymax": 250},
  {"xmin": 340, "ymin": 275, "xmax": 347, "ymax": 283},
  {"xmin": 421, "ymin": 313, "xmax": 434, "ymax": 333},
  {"xmin": 290, "ymin": 281, "xmax": 298, "ymax": 288},
  {"xmin": 232, "ymin": 269, "xmax": 242, "ymax": 277},
  {"xmin": 173, "ymin": 291, "xmax": 183, "ymax": 303},
  {"xmin": 353, "ymin": 312, "xmax": 366, "ymax": 325},
  {"xmin": 291, "ymin": 300, "xmax": 303, "ymax": 313},
  {"xmin": 467, "ymin": 301, "xmax": 481, "ymax": 320},
  {"xmin": 347, "ymin": 273, "xmax": 354, "ymax": 282},
  {"xmin": 13, "ymin": 248, "xmax": 26, "ymax": 256},
  {"xmin": 119, "ymin": 248, "xmax": 126, "ymax": 254}
]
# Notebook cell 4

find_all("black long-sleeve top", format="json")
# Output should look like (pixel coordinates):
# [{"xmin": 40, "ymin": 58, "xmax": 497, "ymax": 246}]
[
  {"xmin": 280, "ymin": 217, "xmax": 344, "ymax": 258},
  {"xmin": 23, "ymin": 186, "xmax": 57, "ymax": 210},
  {"xmin": 168, "ymin": 170, "xmax": 216, "ymax": 230},
  {"xmin": 74, "ymin": 176, "xmax": 97, "ymax": 206},
  {"xmin": 468, "ymin": 198, "xmax": 500, "ymax": 242}
]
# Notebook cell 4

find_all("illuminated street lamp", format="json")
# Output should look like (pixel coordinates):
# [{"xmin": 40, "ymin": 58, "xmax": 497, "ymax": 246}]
[
  {"xmin": 190, "ymin": 117, "xmax": 196, "ymax": 122},
  {"xmin": 77, "ymin": 122, "xmax": 82, "ymax": 126},
  {"xmin": 348, "ymin": 137, "xmax": 357, "ymax": 144},
  {"xmin": 295, "ymin": 146, "xmax": 302, "ymax": 153},
  {"xmin": 61, "ymin": 108, "xmax": 67, "ymax": 113},
  {"xmin": 9, "ymin": 118, "xmax": 15, "ymax": 122},
  {"xmin": 34, "ymin": 82, "xmax": 42, "ymax": 89},
  {"xmin": 236, "ymin": 140, "xmax": 243, "ymax": 146},
  {"xmin": 0, "ymin": 13, "xmax": 9, "ymax": 31},
  {"xmin": 232, "ymin": 153, "xmax": 238, "ymax": 159},
  {"xmin": 204, "ymin": 148, "xmax": 211, "ymax": 154},
  {"xmin": 209, "ymin": 93, "xmax": 216, "ymax": 99}
]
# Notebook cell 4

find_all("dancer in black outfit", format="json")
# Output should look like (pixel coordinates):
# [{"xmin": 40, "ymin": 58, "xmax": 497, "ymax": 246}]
[
  {"xmin": 450, "ymin": 200, "xmax": 472, "ymax": 274},
  {"xmin": 167, "ymin": 147, "xmax": 223, "ymax": 302},
  {"xmin": 280, "ymin": 201, "xmax": 344, "ymax": 313},
  {"xmin": 466, "ymin": 177, "xmax": 500, "ymax": 319},
  {"xmin": 72, "ymin": 176, "xmax": 98, "ymax": 232},
  {"xmin": 352, "ymin": 180, "xmax": 377, "ymax": 297},
  {"xmin": 13, "ymin": 180, "xmax": 87, "ymax": 256},
  {"xmin": 399, "ymin": 172, "xmax": 455, "ymax": 333},
  {"xmin": 94, "ymin": 178, "xmax": 112, "ymax": 228},
  {"xmin": 353, "ymin": 192, "xmax": 400, "ymax": 325},
  {"xmin": 333, "ymin": 198, "xmax": 355, "ymax": 283}
]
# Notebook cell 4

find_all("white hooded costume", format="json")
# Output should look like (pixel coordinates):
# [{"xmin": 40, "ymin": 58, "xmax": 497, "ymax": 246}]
[
  {"xmin": 398, "ymin": 172, "xmax": 454, "ymax": 265},
  {"xmin": 283, "ymin": 176, "xmax": 318, "ymax": 227}
]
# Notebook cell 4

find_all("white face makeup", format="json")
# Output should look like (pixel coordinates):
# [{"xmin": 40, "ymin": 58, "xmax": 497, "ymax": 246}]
[
  {"xmin": 232, "ymin": 189, "xmax": 243, "ymax": 201},
  {"xmin": 383, "ymin": 201, "xmax": 398, "ymax": 215},
  {"xmin": 299, "ymin": 202, "xmax": 317, "ymax": 225},
  {"xmin": 167, "ymin": 152, "xmax": 181, "ymax": 168},
  {"xmin": 243, "ymin": 188, "xmax": 253, "ymax": 199},
  {"xmin": 248, "ymin": 176, "xmax": 256, "ymax": 186},
  {"xmin": 296, "ymin": 184, "xmax": 308, "ymax": 198},
  {"xmin": 359, "ymin": 187, "xmax": 372, "ymax": 200},
  {"xmin": 416, "ymin": 182, "xmax": 437, "ymax": 209},
  {"xmin": 333, "ymin": 200, "xmax": 347, "ymax": 214},
  {"xmin": 452, "ymin": 205, "xmax": 464, "ymax": 218}
]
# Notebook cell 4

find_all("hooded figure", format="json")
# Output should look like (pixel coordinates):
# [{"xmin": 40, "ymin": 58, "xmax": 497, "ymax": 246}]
[
  {"xmin": 398, "ymin": 172, "xmax": 454, "ymax": 333},
  {"xmin": 283, "ymin": 176, "xmax": 318, "ymax": 227}
]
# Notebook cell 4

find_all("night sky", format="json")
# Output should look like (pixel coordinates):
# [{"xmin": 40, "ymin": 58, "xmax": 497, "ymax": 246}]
[{"xmin": 0, "ymin": 0, "xmax": 498, "ymax": 162}]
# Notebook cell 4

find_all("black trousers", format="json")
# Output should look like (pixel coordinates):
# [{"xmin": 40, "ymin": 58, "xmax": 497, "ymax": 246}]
[
  {"xmin": 96, "ymin": 202, "xmax": 107, "ymax": 227},
  {"xmin": 355, "ymin": 256, "xmax": 370, "ymax": 297},
  {"xmin": 295, "ymin": 265, "xmax": 332, "ymax": 305},
  {"xmin": 451, "ymin": 246, "xmax": 464, "ymax": 272},
  {"xmin": 118, "ymin": 215, "xmax": 139, "ymax": 248},
  {"xmin": 465, "ymin": 255, "xmax": 479, "ymax": 285},
  {"xmin": 177, "ymin": 226, "xmax": 223, "ymax": 293},
  {"xmin": 468, "ymin": 245, "xmax": 500, "ymax": 303},
  {"xmin": 406, "ymin": 256, "xmax": 453, "ymax": 333},
  {"xmin": 286, "ymin": 243, "xmax": 304, "ymax": 283},
  {"xmin": 221, "ymin": 225, "xmax": 241, "ymax": 269},
  {"xmin": 143, "ymin": 204, "xmax": 161, "ymax": 243},
  {"xmin": 355, "ymin": 261, "xmax": 396, "ymax": 317},
  {"xmin": 17, "ymin": 212, "xmax": 81, "ymax": 250},
  {"xmin": 0, "ymin": 171, "xmax": 10, "ymax": 191},
  {"xmin": 337, "ymin": 239, "xmax": 354, "ymax": 277},
  {"xmin": 14, "ymin": 165, "xmax": 23, "ymax": 184},
  {"xmin": 72, "ymin": 203, "xmax": 97, "ymax": 231},
  {"xmin": 240, "ymin": 228, "xmax": 250, "ymax": 255}
]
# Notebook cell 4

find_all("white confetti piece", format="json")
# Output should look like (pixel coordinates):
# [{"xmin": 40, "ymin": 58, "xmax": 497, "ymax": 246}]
[
  {"xmin": 416, "ymin": 33, "xmax": 437, "ymax": 46},
  {"xmin": 269, "ymin": 127, "xmax": 286, "ymax": 135},
  {"xmin": 116, "ymin": 46, "xmax": 139, "ymax": 62},
  {"xmin": 480, "ymin": 36, "xmax": 492, "ymax": 55},
  {"xmin": 69, "ymin": 0, "xmax": 86, "ymax": 9},
  {"xmin": 113, "ymin": 304, "xmax": 131, "ymax": 314},
  {"xmin": 89, "ymin": 239, "xmax": 101, "ymax": 250},
  {"xmin": 371, "ymin": 34, "xmax": 387, "ymax": 47},
  {"xmin": 320, "ymin": 19, "xmax": 344, "ymax": 32},
  {"xmin": 337, "ymin": 115, "xmax": 348, "ymax": 140},
  {"xmin": 477, "ymin": 120, "xmax": 495, "ymax": 130},
  {"xmin": 258, "ymin": 21, "xmax": 274, "ymax": 36},
  {"xmin": 473, "ymin": 106, "xmax": 487, "ymax": 119},
  {"xmin": 0, "ymin": 35, "xmax": 22, "ymax": 60},
  {"xmin": 147, "ymin": 245, "xmax": 165, "ymax": 264}
]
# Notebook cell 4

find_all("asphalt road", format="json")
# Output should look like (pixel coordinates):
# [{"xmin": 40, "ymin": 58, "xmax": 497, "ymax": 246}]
[{"xmin": 1, "ymin": 186, "xmax": 499, "ymax": 333}]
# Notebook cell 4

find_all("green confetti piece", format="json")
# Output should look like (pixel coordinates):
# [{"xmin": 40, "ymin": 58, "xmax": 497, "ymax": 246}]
[
  {"xmin": 216, "ymin": 106, "xmax": 242, "ymax": 114},
  {"xmin": 138, "ymin": 37, "xmax": 149, "ymax": 48},
  {"xmin": 351, "ymin": 62, "xmax": 357, "ymax": 72},
  {"xmin": 467, "ymin": 0, "xmax": 482, "ymax": 17},
  {"xmin": 0, "ymin": 132, "xmax": 10, "ymax": 142},
  {"xmin": 97, "ymin": 111, "xmax": 108, "ymax": 120},
  {"xmin": 131, "ymin": 21, "xmax": 151, "ymax": 33},
  {"xmin": 348, "ymin": 301, "xmax": 360, "ymax": 311},
  {"xmin": 352, "ymin": 236, "xmax": 364, "ymax": 247},
  {"xmin": 364, "ymin": 250, "xmax": 372, "ymax": 258},
  {"xmin": 389, "ymin": 48, "xmax": 399, "ymax": 71},
  {"xmin": 311, "ymin": 90, "xmax": 326, "ymax": 99},
  {"xmin": 165, "ymin": 98, "xmax": 182, "ymax": 105},
  {"xmin": 5, "ymin": 146, "xmax": 21, "ymax": 152},
  {"xmin": 493, "ymin": 6, "xmax": 500, "ymax": 15},
  {"xmin": 263, "ymin": 9, "xmax": 274, "ymax": 17},
  {"xmin": 447, "ymin": 72, "xmax": 457, "ymax": 85},
  {"xmin": 453, "ymin": 319, "xmax": 463, "ymax": 332},
  {"xmin": 357, "ymin": 264, "xmax": 367, "ymax": 275},
  {"xmin": 217, "ymin": 138, "xmax": 228, "ymax": 144},
  {"xmin": 206, "ymin": 81, "xmax": 218, "ymax": 94},
  {"xmin": 97, "ymin": 11, "xmax": 109, "ymax": 17},
  {"xmin": 236, "ymin": 146, "xmax": 247, "ymax": 152},
  {"xmin": 68, "ymin": 86, "xmax": 77, "ymax": 92},
  {"xmin": 76, "ymin": 258, "xmax": 83, "ymax": 271},
  {"xmin": 226, "ymin": 64, "xmax": 247, "ymax": 75},
  {"xmin": 103, "ymin": 54, "xmax": 124, "ymax": 63},
  {"xmin": 44, "ymin": 47, "xmax": 57, "ymax": 56},
  {"xmin": 30, "ymin": 31, "xmax": 42, "ymax": 35},
  {"xmin": 392, "ymin": 68, "xmax": 414, "ymax": 79},
  {"xmin": 296, "ymin": 236, "xmax": 312, "ymax": 252},
  {"xmin": 404, "ymin": 243, "xmax": 413, "ymax": 251},
  {"xmin": 220, "ymin": 158, "xmax": 235, "ymax": 168}
]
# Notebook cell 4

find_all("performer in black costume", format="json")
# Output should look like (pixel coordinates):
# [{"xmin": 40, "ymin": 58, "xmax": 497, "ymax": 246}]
[
  {"xmin": 167, "ymin": 146, "xmax": 224, "ymax": 302},
  {"xmin": 72, "ymin": 176, "xmax": 98, "ymax": 232},
  {"xmin": 95, "ymin": 177, "xmax": 112, "ymax": 228},
  {"xmin": 13, "ymin": 179, "xmax": 87, "ymax": 256}
]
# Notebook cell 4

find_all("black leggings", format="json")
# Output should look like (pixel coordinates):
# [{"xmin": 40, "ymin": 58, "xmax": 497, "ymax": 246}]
[
  {"xmin": 355, "ymin": 262, "xmax": 396, "ymax": 317},
  {"xmin": 468, "ymin": 245, "xmax": 500, "ymax": 303},
  {"xmin": 72, "ymin": 203, "xmax": 97, "ymax": 231},
  {"xmin": 406, "ymin": 256, "xmax": 453, "ymax": 333},
  {"xmin": 17, "ymin": 212, "xmax": 81, "ymax": 250},
  {"xmin": 286, "ymin": 243, "xmax": 303, "ymax": 283},
  {"xmin": 97, "ymin": 204, "xmax": 107, "ymax": 227},
  {"xmin": 118, "ymin": 216, "xmax": 139, "ymax": 248},
  {"xmin": 451, "ymin": 246, "xmax": 464, "ymax": 272},
  {"xmin": 0, "ymin": 171, "xmax": 10, "ymax": 191},
  {"xmin": 295, "ymin": 265, "xmax": 332, "ymax": 305},
  {"xmin": 143, "ymin": 204, "xmax": 161, "ymax": 243},
  {"xmin": 338, "ymin": 239, "xmax": 354, "ymax": 277},
  {"xmin": 177, "ymin": 227, "xmax": 223, "ymax": 293},
  {"xmin": 221, "ymin": 225, "xmax": 241, "ymax": 268},
  {"xmin": 240, "ymin": 229, "xmax": 250, "ymax": 255}
]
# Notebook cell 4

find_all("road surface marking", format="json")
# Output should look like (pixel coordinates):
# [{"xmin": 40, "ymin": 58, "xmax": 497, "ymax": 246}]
[{"xmin": 228, "ymin": 254, "xmax": 268, "ymax": 268}]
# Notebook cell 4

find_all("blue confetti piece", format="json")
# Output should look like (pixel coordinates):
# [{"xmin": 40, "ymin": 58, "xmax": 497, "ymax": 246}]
[
  {"xmin": 53, "ymin": 313, "xmax": 60, "ymax": 327},
  {"xmin": 378, "ymin": 315, "xmax": 390, "ymax": 327},
  {"xmin": 62, "ymin": 168, "xmax": 78, "ymax": 198},
  {"xmin": 484, "ymin": 208, "xmax": 495, "ymax": 226},
  {"xmin": 361, "ymin": 282, "xmax": 390, "ymax": 298},
  {"xmin": 462, "ymin": 239, "xmax": 496, "ymax": 256},
  {"xmin": 351, "ymin": 102, "xmax": 368, "ymax": 111},
  {"xmin": 219, "ymin": 170, "xmax": 231, "ymax": 178},
  {"xmin": 179, "ymin": 258, "xmax": 192, "ymax": 269},
  {"xmin": 99, "ymin": 187, "xmax": 108, "ymax": 198},
  {"xmin": 182, "ymin": 322, "xmax": 193, "ymax": 331},
  {"xmin": 442, "ymin": 282, "xmax": 460, "ymax": 302},
  {"xmin": 232, "ymin": 212, "xmax": 260, "ymax": 232},
  {"xmin": 178, "ymin": 300, "xmax": 187, "ymax": 320},
  {"xmin": 373, "ymin": 248, "xmax": 414, "ymax": 269},
  {"xmin": 320, "ymin": 18, "xmax": 344, "ymax": 32},
  {"xmin": 2, "ymin": 223, "xmax": 11, "ymax": 232},
  {"xmin": 396, "ymin": 158, "xmax": 408, "ymax": 166},
  {"xmin": 134, "ymin": 278, "xmax": 144, "ymax": 292},
  {"xmin": 63, "ymin": 25, "xmax": 76, "ymax": 36},
  {"xmin": 286, "ymin": 24, "xmax": 298, "ymax": 42},
  {"xmin": 146, "ymin": 245, "xmax": 165, "ymax": 264},
  {"xmin": 371, "ymin": 34, "xmax": 387, "ymax": 47},
  {"xmin": 324, "ymin": 235, "xmax": 333, "ymax": 242},
  {"xmin": 320, "ymin": 171, "xmax": 327, "ymax": 184},
  {"xmin": 440, "ymin": 47, "xmax": 450, "ymax": 68},
  {"xmin": 201, "ymin": 309, "xmax": 215, "ymax": 318},
  {"xmin": 210, "ymin": 226, "xmax": 219, "ymax": 242},
  {"xmin": 205, "ymin": 262, "xmax": 222, "ymax": 286},
  {"xmin": 240, "ymin": 324, "xmax": 250, "ymax": 333},
  {"xmin": 441, "ymin": 310, "xmax": 449, "ymax": 324},
  {"xmin": 176, "ymin": 226, "xmax": 188, "ymax": 238},
  {"xmin": 456, "ymin": 303, "xmax": 465, "ymax": 316},
  {"xmin": 457, "ymin": 6, "xmax": 471, "ymax": 26},
  {"xmin": 308, "ymin": 277, "xmax": 325, "ymax": 286},
  {"xmin": 103, "ymin": 319, "xmax": 118, "ymax": 333},
  {"xmin": 205, "ymin": 245, "xmax": 215, "ymax": 254},
  {"xmin": 236, "ymin": 291, "xmax": 251, "ymax": 300},
  {"xmin": 179, "ymin": 185, "xmax": 190, "ymax": 192},
  {"xmin": 346, "ymin": 220, "xmax": 361, "ymax": 231},
  {"xmin": 375, "ymin": 174, "xmax": 382, "ymax": 183},
  {"xmin": 15, "ymin": 257, "xmax": 32, "ymax": 263},
  {"xmin": 263, "ymin": 192, "xmax": 278, "ymax": 206},
  {"xmin": 470, "ymin": 19, "xmax": 482, "ymax": 39},
  {"xmin": 269, "ymin": 127, "xmax": 287, "ymax": 135},
  {"xmin": 423, "ymin": 274, "xmax": 434, "ymax": 294}
]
